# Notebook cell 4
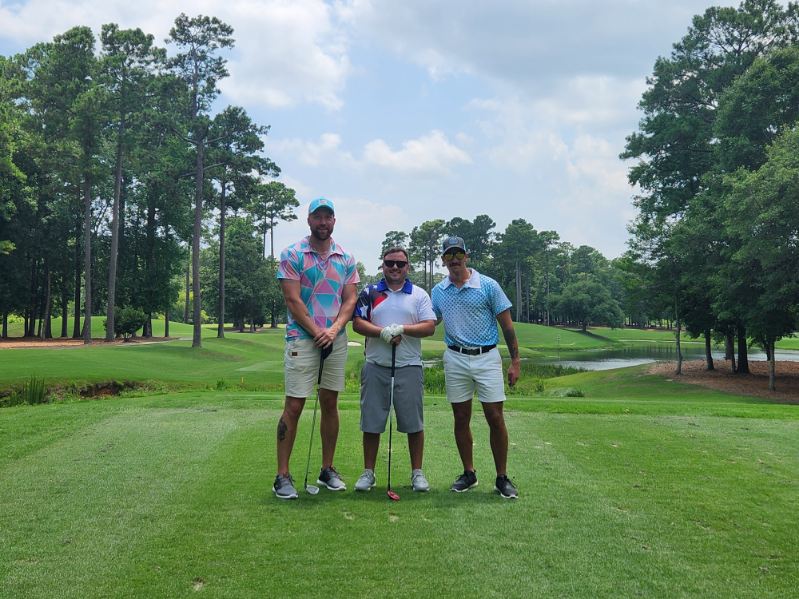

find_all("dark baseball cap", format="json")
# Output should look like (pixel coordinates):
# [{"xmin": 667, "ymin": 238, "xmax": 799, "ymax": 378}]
[{"xmin": 441, "ymin": 235, "xmax": 467, "ymax": 254}]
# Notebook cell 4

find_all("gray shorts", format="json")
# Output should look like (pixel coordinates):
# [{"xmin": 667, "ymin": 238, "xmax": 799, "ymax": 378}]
[{"xmin": 360, "ymin": 362, "xmax": 424, "ymax": 434}]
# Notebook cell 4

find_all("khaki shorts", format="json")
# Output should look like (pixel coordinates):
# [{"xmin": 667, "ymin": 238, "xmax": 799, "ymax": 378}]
[
  {"xmin": 443, "ymin": 347, "xmax": 506, "ymax": 403},
  {"xmin": 360, "ymin": 362, "xmax": 424, "ymax": 434},
  {"xmin": 284, "ymin": 334, "xmax": 348, "ymax": 398}
]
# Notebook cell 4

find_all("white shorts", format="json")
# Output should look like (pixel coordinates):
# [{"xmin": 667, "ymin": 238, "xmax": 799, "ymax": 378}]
[
  {"xmin": 442, "ymin": 347, "xmax": 506, "ymax": 404},
  {"xmin": 284, "ymin": 334, "xmax": 348, "ymax": 398}
]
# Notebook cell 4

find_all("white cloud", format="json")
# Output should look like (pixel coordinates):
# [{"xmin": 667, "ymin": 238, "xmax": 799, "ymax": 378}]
[
  {"xmin": 363, "ymin": 130, "xmax": 471, "ymax": 174},
  {"xmin": 271, "ymin": 133, "xmax": 354, "ymax": 167},
  {"xmin": 343, "ymin": 0, "xmax": 741, "ymax": 92},
  {"xmin": 0, "ymin": 0, "xmax": 351, "ymax": 110}
]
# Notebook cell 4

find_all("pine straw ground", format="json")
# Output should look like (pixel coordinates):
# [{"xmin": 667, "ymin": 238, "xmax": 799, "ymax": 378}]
[{"xmin": 649, "ymin": 359, "xmax": 799, "ymax": 404}]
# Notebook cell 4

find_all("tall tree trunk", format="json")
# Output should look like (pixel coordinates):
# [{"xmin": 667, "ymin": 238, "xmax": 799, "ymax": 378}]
[
  {"xmin": 106, "ymin": 122, "xmax": 124, "ymax": 341},
  {"xmin": 83, "ymin": 175, "xmax": 92, "ymax": 345},
  {"xmin": 2, "ymin": 313, "xmax": 6, "ymax": 338},
  {"xmin": 192, "ymin": 140, "xmax": 204, "ymax": 348},
  {"xmin": 42, "ymin": 264, "xmax": 52, "ymax": 339},
  {"xmin": 269, "ymin": 216, "xmax": 277, "ymax": 328},
  {"xmin": 217, "ymin": 182, "xmax": 226, "ymax": 339},
  {"xmin": 143, "ymin": 315, "xmax": 152, "ymax": 338},
  {"xmin": 72, "ymin": 212, "xmax": 82, "ymax": 338},
  {"xmin": 736, "ymin": 324, "xmax": 749, "ymax": 374},
  {"xmin": 768, "ymin": 338, "xmax": 776, "ymax": 392},
  {"xmin": 704, "ymin": 328, "xmax": 714, "ymax": 371},
  {"xmin": 184, "ymin": 254, "xmax": 190, "ymax": 323},
  {"xmin": 60, "ymin": 277, "xmax": 69, "ymax": 338},
  {"xmin": 674, "ymin": 310, "xmax": 683, "ymax": 376},
  {"xmin": 515, "ymin": 262, "xmax": 522, "ymax": 322},
  {"xmin": 164, "ymin": 309, "xmax": 170, "ymax": 338},
  {"xmin": 27, "ymin": 259, "xmax": 38, "ymax": 337}
]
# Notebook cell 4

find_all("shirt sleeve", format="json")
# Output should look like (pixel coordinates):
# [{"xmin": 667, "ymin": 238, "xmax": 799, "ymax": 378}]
[
  {"xmin": 344, "ymin": 253, "xmax": 360, "ymax": 286},
  {"xmin": 431, "ymin": 286, "xmax": 442, "ymax": 320},
  {"xmin": 487, "ymin": 278, "xmax": 512, "ymax": 315},
  {"xmin": 417, "ymin": 290, "xmax": 437, "ymax": 322},
  {"xmin": 353, "ymin": 286, "xmax": 372, "ymax": 320},
  {"xmin": 277, "ymin": 247, "xmax": 299, "ymax": 281}
]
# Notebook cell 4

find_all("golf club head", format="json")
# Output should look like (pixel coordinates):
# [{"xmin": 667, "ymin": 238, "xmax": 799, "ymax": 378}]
[
  {"xmin": 306, "ymin": 484, "xmax": 320, "ymax": 495},
  {"xmin": 387, "ymin": 489, "xmax": 400, "ymax": 501}
]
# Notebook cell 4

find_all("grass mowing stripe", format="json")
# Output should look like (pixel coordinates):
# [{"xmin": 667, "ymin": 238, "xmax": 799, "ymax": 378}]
[
  {"xmin": 2, "ymin": 388, "xmax": 798, "ymax": 597},
  {"xmin": 0, "ymin": 405, "xmax": 253, "ymax": 598},
  {"xmin": 540, "ymin": 414, "xmax": 799, "ymax": 596}
]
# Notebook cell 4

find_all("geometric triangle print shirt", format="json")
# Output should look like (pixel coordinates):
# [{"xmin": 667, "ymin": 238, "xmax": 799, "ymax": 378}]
[{"xmin": 277, "ymin": 236, "xmax": 360, "ymax": 340}]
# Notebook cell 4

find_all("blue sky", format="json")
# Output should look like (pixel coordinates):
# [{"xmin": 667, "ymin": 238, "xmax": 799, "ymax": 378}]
[{"xmin": 0, "ymin": 0, "xmax": 741, "ymax": 272}]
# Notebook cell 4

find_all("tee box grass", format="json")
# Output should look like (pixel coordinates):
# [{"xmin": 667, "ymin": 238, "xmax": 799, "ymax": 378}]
[{"xmin": 0, "ymin": 322, "xmax": 798, "ymax": 596}]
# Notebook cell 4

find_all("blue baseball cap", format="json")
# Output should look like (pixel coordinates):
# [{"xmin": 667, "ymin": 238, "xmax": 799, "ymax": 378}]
[{"xmin": 308, "ymin": 197, "xmax": 335, "ymax": 215}]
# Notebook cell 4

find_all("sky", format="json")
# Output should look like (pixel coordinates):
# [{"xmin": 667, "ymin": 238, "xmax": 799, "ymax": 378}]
[{"xmin": 0, "ymin": 0, "xmax": 742, "ymax": 273}]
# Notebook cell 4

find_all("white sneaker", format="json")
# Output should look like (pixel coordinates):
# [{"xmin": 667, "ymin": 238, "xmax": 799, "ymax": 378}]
[
  {"xmin": 411, "ymin": 469, "xmax": 430, "ymax": 492},
  {"xmin": 354, "ymin": 469, "xmax": 376, "ymax": 492}
]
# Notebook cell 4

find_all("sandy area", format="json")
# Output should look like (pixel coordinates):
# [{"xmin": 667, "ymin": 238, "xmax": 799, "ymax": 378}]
[
  {"xmin": 0, "ymin": 337, "xmax": 174, "ymax": 349},
  {"xmin": 649, "ymin": 359, "xmax": 799, "ymax": 404}
]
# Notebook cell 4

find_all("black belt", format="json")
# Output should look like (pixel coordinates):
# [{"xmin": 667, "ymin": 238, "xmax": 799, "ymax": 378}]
[{"xmin": 448, "ymin": 344, "xmax": 496, "ymax": 356}]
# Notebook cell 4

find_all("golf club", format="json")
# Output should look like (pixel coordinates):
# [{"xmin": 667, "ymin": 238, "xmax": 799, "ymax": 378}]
[
  {"xmin": 387, "ymin": 344, "xmax": 400, "ymax": 501},
  {"xmin": 303, "ymin": 344, "xmax": 333, "ymax": 495}
]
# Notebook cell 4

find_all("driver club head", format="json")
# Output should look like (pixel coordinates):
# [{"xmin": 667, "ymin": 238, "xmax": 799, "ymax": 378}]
[
  {"xmin": 305, "ymin": 484, "xmax": 320, "ymax": 495},
  {"xmin": 387, "ymin": 489, "xmax": 400, "ymax": 502}
]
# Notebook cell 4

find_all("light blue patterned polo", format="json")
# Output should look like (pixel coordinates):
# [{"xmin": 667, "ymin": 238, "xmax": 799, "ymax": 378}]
[{"xmin": 431, "ymin": 269, "xmax": 512, "ymax": 347}]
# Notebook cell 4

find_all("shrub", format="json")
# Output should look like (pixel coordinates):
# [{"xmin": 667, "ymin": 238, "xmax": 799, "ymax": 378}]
[{"xmin": 104, "ymin": 306, "xmax": 148, "ymax": 340}]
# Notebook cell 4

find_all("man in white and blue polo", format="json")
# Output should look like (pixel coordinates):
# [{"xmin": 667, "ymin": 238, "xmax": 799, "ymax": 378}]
[
  {"xmin": 352, "ymin": 247, "xmax": 437, "ymax": 493},
  {"xmin": 431, "ymin": 236, "xmax": 521, "ymax": 499}
]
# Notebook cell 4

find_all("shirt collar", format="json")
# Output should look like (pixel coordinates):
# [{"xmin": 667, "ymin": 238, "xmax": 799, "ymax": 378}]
[
  {"xmin": 442, "ymin": 268, "xmax": 480, "ymax": 289},
  {"xmin": 301, "ymin": 236, "xmax": 342, "ymax": 256},
  {"xmin": 377, "ymin": 278, "xmax": 413, "ymax": 294}
]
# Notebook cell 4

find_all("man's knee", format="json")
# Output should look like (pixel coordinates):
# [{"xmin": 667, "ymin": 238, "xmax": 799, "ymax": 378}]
[
  {"xmin": 483, "ymin": 403, "xmax": 506, "ymax": 429},
  {"xmin": 282, "ymin": 397, "xmax": 305, "ymax": 422}
]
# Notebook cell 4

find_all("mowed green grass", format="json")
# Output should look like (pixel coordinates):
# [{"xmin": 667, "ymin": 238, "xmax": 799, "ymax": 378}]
[{"xmin": 1, "ymin": 377, "xmax": 797, "ymax": 597}]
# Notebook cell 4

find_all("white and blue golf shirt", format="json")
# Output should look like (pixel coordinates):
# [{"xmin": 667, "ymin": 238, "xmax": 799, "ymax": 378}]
[
  {"xmin": 431, "ymin": 269, "xmax": 512, "ymax": 348},
  {"xmin": 354, "ymin": 278, "xmax": 436, "ymax": 368}
]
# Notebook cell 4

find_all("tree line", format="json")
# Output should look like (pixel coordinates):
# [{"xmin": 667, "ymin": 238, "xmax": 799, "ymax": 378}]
[
  {"xmin": 621, "ymin": 0, "xmax": 799, "ymax": 390},
  {"xmin": 0, "ymin": 14, "xmax": 300, "ymax": 347},
  {"xmin": 2, "ymin": 2, "xmax": 798, "ymax": 393}
]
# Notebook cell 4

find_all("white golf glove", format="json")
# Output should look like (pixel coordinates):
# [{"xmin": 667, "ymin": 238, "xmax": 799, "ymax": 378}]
[{"xmin": 379, "ymin": 324, "xmax": 404, "ymax": 343}]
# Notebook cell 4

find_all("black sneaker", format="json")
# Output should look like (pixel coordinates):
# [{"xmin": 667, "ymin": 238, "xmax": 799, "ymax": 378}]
[
  {"xmin": 450, "ymin": 470, "xmax": 478, "ymax": 492},
  {"xmin": 495, "ymin": 475, "xmax": 518, "ymax": 499}
]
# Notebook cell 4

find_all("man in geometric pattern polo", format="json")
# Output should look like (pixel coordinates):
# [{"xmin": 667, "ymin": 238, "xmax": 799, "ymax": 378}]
[{"xmin": 273, "ymin": 198, "xmax": 360, "ymax": 500}]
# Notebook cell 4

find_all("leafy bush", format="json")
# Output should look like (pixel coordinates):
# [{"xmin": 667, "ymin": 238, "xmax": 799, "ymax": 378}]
[{"xmin": 104, "ymin": 306, "xmax": 148, "ymax": 340}]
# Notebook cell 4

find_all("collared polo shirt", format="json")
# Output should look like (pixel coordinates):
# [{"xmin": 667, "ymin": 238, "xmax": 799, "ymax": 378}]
[
  {"xmin": 354, "ymin": 278, "xmax": 436, "ymax": 368},
  {"xmin": 431, "ymin": 268, "xmax": 512, "ymax": 348},
  {"xmin": 277, "ymin": 236, "xmax": 360, "ymax": 340}
]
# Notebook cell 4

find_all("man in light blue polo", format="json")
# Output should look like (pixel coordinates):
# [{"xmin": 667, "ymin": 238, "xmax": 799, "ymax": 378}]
[{"xmin": 431, "ymin": 236, "xmax": 521, "ymax": 499}]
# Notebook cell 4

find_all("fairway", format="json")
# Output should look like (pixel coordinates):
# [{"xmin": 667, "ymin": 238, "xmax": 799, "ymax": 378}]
[{"xmin": 1, "ymin": 381, "xmax": 798, "ymax": 598}]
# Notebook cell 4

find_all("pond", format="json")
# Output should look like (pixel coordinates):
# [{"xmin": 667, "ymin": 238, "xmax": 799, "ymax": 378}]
[{"xmin": 543, "ymin": 343, "xmax": 799, "ymax": 371}]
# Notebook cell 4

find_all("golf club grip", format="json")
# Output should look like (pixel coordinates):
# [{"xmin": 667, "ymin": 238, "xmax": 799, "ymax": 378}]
[{"xmin": 391, "ymin": 344, "xmax": 396, "ymax": 377}]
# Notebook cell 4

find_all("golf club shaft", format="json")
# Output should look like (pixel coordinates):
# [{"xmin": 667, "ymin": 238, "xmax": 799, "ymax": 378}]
[
  {"xmin": 387, "ymin": 344, "xmax": 397, "ymax": 493},
  {"xmin": 303, "ymin": 347, "xmax": 328, "ymax": 490}
]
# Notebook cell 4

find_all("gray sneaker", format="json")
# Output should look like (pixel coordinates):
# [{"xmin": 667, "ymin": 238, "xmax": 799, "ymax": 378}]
[
  {"xmin": 273, "ymin": 474, "xmax": 298, "ymax": 500},
  {"xmin": 317, "ymin": 466, "xmax": 347, "ymax": 491},
  {"xmin": 411, "ymin": 469, "xmax": 430, "ymax": 492},
  {"xmin": 355, "ymin": 469, "xmax": 376, "ymax": 492}
]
